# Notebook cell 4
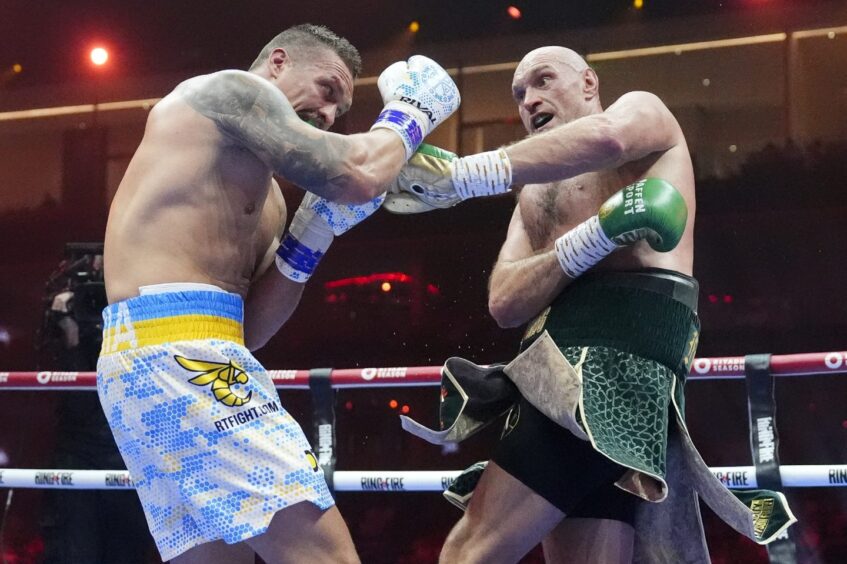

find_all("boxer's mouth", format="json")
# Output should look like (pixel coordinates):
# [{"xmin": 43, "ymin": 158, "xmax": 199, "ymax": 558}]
[
  {"xmin": 531, "ymin": 113, "xmax": 554, "ymax": 132},
  {"xmin": 298, "ymin": 112, "xmax": 324, "ymax": 130}
]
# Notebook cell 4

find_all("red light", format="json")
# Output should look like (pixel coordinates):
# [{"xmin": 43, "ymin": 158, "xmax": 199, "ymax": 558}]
[
  {"xmin": 389, "ymin": 399, "xmax": 398, "ymax": 409},
  {"xmin": 401, "ymin": 405, "xmax": 410, "ymax": 414},
  {"xmin": 842, "ymin": 420, "xmax": 847, "ymax": 430},
  {"xmin": 325, "ymin": 272, "xmax": 412, "ymax": 290},
  {"xmin": 344, "ymin": 401, "xmax": 354, "ymax": 410},
  {"xmin": 90, "ymin": 47, "xmax": 109, "ymax": 66},
  {"xmin": 723, "ymin": 295, "xmax": 733, "ymax": 304},
  {"xmin": 708, "ymin": 294, "xmax": 718, "ymax": 304},
  {"xmin": 426, "ymin": 283, "xmax": 440, "ymax": 296},
  {"xmin": 507, "ymin": 6, "xmax": 522, "ymax": 19}
]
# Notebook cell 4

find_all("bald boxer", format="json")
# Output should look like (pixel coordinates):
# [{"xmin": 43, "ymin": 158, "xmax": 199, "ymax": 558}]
[
  {"xmin": 392, "ymin": 47, "xmax": 794, "ymax": 563},
  {"xmin": 96, "ymin": 24, "xmax": 459, "ymax": 563}
]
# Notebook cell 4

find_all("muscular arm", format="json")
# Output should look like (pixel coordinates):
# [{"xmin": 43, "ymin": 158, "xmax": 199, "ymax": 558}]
[
  {"xmin": 242, "ymin": 185, "xmax": 296, "ymax": 350},
  {"xmin": 488, "ymin": 94, "xmax": 686, "ymax": 328},
  {"xmin": 506, "ymin": 91, "xmax": 680, "ymax": 186},
  {"xmin": 244, "ymin": 262, "xmax": 303, "ymax": 351},
  {"xmin": 179, "ymin": 70, "xmax": 405, "ymax": 204},
  {"xmin": 488, "ymin": 204, "xmax": 571, "ymax": 328}
]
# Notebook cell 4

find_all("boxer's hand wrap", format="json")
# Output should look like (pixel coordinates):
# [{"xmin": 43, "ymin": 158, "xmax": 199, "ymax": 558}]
[
  {"xmin": 452, "ymin": 149, "xmax": 512, "ymax": 200},
  {"xmin": 554, "ymin": 178, "xmax": 688, "ymax": 279},
  {"xmin": 553, "ymin": 216, "xmax": 617, "ymax": 279},
  {"xmin": 371, "ymin": 56, "xmax": 461, "ymax": 159},
  {"xmin": 384, "ymin": 144, "xmax": 513, "ymax": 214},
  {"xmin": 276, "ymin": 192, "xmax": 385, "ymax": 282}
]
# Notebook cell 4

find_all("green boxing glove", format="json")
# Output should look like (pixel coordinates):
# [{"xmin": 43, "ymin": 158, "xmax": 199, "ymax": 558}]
[
  {"xmin": 383, "ymin": 143, "xmax": 513, "ymax": 214},
  {"xmin": 554, "ymin": 178, "xmax": 688, "ymax": 279}
]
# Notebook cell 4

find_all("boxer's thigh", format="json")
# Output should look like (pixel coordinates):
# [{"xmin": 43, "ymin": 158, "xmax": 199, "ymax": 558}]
[
  {"xmin": 440, "ymin": 461, "xmax": 564, "ymax": 564},
  {"xmin": 247, "ymin": 502, "xmax": 359, "ymax": 564},
  {"xmin": 542, "ymin": 517, "xmax": 634, "ymax": 564},
  {"xmin": 172, "ymin": 539, "xmax": 254, "ymax": 564}
]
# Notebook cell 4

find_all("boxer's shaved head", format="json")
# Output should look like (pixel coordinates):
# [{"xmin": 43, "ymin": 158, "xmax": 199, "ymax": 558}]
[
  {"xmin": 511, "ymin": 45, "xmax": 599, "ymax": 133},
  {"xmin": 515, "ymin": 46, "xmax": 589, "ymax": 78}
]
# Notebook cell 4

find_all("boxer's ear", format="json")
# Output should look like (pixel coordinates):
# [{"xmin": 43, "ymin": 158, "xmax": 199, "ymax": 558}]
[
  {"xmin": 268, "ymin": 47, "xmax": 290, "ymax": 78},
  {"xmin": 582, "ymin": 68, "xmax": 599, "ymax": 100}
]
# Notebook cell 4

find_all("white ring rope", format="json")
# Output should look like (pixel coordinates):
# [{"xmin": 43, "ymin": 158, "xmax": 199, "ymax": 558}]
[{"xmin": 0, "ymin": 466, "xmax": 844, "ymax": 491}]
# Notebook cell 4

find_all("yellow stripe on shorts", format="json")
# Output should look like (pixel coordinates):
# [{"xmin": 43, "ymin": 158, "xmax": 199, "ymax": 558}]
[{"xmin": 102, "ymin": 313, "xmax": 244, "ymax": 353}]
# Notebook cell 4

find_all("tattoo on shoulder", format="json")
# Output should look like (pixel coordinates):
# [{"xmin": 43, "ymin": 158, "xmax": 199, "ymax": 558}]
[
  {"xmin": 179, "ymin": 72, "xmax": 261, "ymax": 122},
  {"xmin": 179, "ymin": 71, "xmax": 302, "ymax": 148},
  {"xmin": 178, "ymin": 71, "xmax": 348, "ymax": 198}
]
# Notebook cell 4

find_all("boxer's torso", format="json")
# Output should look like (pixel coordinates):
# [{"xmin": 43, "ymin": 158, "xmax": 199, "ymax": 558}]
[
  {"xmin": 518, "ymin": 138, "xmax": 696, "ymax": 275},
  {"xmin": 104, "ymin": 85, "xmax": 286, "ymax": 303}
]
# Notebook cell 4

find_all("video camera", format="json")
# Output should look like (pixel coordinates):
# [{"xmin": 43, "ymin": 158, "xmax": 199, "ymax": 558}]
[{"xmin": 37, "ymin": 243, "xmax": 107, "ymax": 369}]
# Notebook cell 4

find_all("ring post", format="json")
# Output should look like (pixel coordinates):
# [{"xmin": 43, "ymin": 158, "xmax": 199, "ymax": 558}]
[
  {"xmin": 745, "ymin": 354, "xmax": 798, "ymax": 562},
  {"xmin": 309, "ymin": 368, "xmax": 337, "ymax": 492}
]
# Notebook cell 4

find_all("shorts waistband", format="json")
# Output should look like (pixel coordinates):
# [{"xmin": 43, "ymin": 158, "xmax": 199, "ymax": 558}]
[
  {"xmin": 101, "ymin": 290, "xmax": 244, "ymax": 353},
  {"xmin": 521, "ymin": 269, "xmax": 700, "ymax": 377},
  {"xmin": 580, "ymin": 268, "xmax": 699, "ymax": 312}
]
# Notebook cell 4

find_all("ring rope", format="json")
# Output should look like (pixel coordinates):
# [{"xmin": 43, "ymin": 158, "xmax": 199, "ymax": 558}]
[
  {"xmin": 2, "ymin": 351, "xmax": 843, "ymax": 499},
  {"xmin": 2, "ymin": 350, "xmax": 846, "ymax": 389},
  {"xmin": 0, "ymin": 466, "xmax": 844, "ymax": 491}
]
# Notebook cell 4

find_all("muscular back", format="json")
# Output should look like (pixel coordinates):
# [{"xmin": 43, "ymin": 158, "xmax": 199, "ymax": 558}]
[
  {"xmin": 104, "ymin": 84, "xmax": 285, "ymax": 303},
  {"xmin": 518, "ymin": 130, "xmax": 696, "ymax": 275}
]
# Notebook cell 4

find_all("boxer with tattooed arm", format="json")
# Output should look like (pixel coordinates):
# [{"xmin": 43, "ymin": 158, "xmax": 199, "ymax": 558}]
[{"xmin": 97, "ymin": 24, "xmax": 459, "ymax": 564}]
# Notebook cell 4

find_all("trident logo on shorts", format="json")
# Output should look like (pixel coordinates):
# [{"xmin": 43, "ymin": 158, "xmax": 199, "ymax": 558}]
[{"xmin": 175, "ymin": 356, "xmax": 253, "ymax": 407}]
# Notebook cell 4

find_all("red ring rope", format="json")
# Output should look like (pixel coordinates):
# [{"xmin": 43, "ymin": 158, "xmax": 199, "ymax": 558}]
[{"xmin": 1, "ymin": 350, "xmax": 845, "ymax": 389}]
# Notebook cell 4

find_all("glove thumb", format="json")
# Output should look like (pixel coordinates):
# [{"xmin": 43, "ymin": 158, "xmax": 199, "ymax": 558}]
[{"xmin": 377, "ymin": 61, "xmax": 409, "ymax": 101}]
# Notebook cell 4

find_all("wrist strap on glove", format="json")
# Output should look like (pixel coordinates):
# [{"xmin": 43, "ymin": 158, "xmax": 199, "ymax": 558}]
[
  {"xmin": 275, "ymin": 191, "xmax": 385, "ymax": 283},
  {"xmin": 453, "ymin": 149, "xmax": 512, "ymax": 200},
  {"xmin": 553, "ymin": 215, "xmax": 618, "ymax": 279},
  {"xmin": 275, "ymin": 234, "xmax": 329, "ymax": 283},
  {"xmin": 371, "ymin": 101, "xmax": 426, "ymax": 160},
  {"xmin": 275, "ymin": 199, "xmax": 336, "ymax": 283}
]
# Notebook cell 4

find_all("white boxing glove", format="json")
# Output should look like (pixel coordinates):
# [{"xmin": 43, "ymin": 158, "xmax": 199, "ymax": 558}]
[
  {"xmin": 370, "ymin": 55, "xmax": 461, "ymax": 159},
  {"xmin": 276, "ymin": 192, "xmax": 385, "ymax": 282}
]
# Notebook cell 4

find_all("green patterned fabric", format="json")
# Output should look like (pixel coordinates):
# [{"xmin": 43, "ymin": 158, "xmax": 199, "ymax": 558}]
[
  {"xmin": 519, "ymin": 270, "xmax": 699, "ymax": 488},
  {"xmin": 561, "ymin": 345, "xmax": 674, "ymax": 483},
  {"xmin": 509, "ymin": 271, "xmax": 797, "ymax": 557}
]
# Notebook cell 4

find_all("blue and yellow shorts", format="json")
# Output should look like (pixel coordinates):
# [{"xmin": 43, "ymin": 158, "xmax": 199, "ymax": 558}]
[{"xmin": 96, "ymin": 290, "xmax": 333, "ymax": 561}]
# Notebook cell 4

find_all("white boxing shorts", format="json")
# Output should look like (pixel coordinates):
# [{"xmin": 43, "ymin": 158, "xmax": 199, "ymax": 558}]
[{"xmin": 96, "ymin": 288, "xmax": 333, "ymax": 561}]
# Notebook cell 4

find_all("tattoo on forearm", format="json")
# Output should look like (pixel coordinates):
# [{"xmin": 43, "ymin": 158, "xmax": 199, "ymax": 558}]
[{"xmin": 179, "ymin": 71, "xmax": 348, "ymax": 199}]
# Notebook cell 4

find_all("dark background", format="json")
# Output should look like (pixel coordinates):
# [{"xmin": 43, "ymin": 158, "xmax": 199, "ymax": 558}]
[{"xmin": 3, "ymin": 1, "xmax": 834, "ymax": 87}]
